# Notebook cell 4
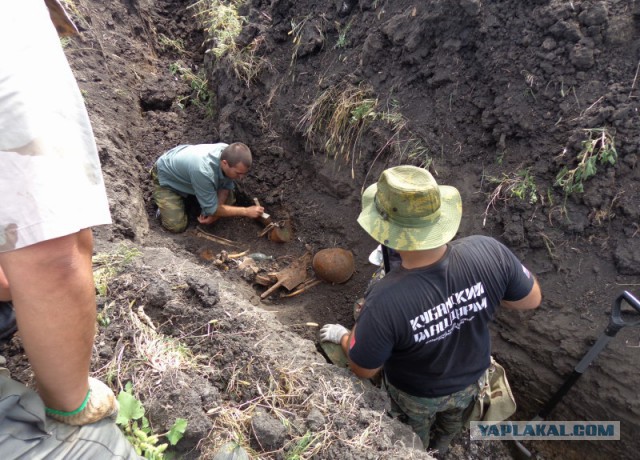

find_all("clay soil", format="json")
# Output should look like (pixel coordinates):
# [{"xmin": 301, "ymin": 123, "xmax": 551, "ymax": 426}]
[{"xmin": 2, "ymin": 1, "xmax": 640, "ymax": 459}]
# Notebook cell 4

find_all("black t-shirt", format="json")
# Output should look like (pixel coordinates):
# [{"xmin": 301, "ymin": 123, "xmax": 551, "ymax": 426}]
[{"xmin": 349, "ymin": 235, "xmax": 535, "ymax": 397}]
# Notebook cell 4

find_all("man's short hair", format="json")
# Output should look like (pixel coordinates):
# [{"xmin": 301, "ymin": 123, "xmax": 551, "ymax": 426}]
[{"xmin": 221, "ymin": 142, "xmax": 252, "ymax": 168}]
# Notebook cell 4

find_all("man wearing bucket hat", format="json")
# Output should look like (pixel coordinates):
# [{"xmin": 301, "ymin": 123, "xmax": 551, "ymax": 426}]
[{"xmin": 320, "ymin": 165, "xmax": 541, "ymax": 454}]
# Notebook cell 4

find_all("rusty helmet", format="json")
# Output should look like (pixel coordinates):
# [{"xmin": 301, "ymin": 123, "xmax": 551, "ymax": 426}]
[{"xmin": 312, "ymin": 248, "xmax": 355, "ymax": 284}]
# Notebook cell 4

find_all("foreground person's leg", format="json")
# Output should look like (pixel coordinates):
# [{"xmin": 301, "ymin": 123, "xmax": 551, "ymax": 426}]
[{"xmin": 0, "ymin": 229, "xmax": 95, "ymax": 412}]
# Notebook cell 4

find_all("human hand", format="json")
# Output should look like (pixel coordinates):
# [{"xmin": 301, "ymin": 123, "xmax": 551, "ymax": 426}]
[
  {"xmin": 245, "ymin": 205, "xmax": 265, "ymax": 219},
  {"xmin": 47, "ymin": 377, "xmax": 118, "ymax": 425},
  {"xmin": 319, "ymin": 324, "xmax": 349, "ymax": 344},
  {"xmin": 198, "ymin": 214, "xmax": 216, "ymax": 225}
]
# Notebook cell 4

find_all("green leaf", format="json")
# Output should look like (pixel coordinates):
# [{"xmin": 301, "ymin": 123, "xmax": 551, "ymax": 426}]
[
  {"xmin": 166, "ymin": 418, "xmax": 188, "ymax": 445},
  {"xmin": 116, "ymin": 391, "xmax": 145, "ymax": 425}
]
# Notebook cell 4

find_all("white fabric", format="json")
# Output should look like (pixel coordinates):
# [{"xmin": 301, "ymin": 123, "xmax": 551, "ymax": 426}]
[{"xmin": 0, "ymin": 0, "xmax": 111, "ymax": 252}]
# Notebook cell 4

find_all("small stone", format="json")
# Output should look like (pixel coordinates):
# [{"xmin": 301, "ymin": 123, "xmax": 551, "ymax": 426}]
[
  {"xmin": 306, "ymin": 407, "xmax": 326, "ymax": 431},
  {"xmin": 570, "ymin": 43, "xmax": 595, "ymax": 70},
  {"xmin": 251, "ymin": 409, "xmax": 287, "ymax": 451}
]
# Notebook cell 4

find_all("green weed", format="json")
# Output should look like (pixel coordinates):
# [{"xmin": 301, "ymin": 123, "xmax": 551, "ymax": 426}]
[
  {"xmin": 555, "ymin": 128, "xmax": 617, "ymax": 195},
  {"xmin": 117, "ymin": 382, "xmax": 187, "ymax": 459},
  {"xmin": 93, "ymin": 244, "xmax": 141, "ymax": 298},
  {"xmin": 191, "ymin": 0, "xmax": 244, "ymax": 58},
  {"xmin": 169, "ymin": 61, "xmax": 213, "ymax": 116},
  {"xmin": 286, "ymin": 431, "xmax": 319, "ymax": 460},
  {"xmin": 158, "ymin": 34, "xmax": 186, "ymax": 54},
  {"xmin": 378, "ymin": 99, "xmax": 404, "ymax": 127},
  {"xmin": 483, "ymin": 168, "xmax": 538, "ymax": 226},
  {"xmin": 510, "ymin": 169, "xmax": 538, "ymax": 203},
  {"xmin": 97, "ymin": 300, "xmax": 115, "ymax": 327},
  {"xmin": 400, "ymin": 138, "xmax": 432, "ymax": 169},
  {"xmin": 377, "ymin": 99, "xmax": 432, "ymax": 169},
  {"xmin": 60, "ymin": 36, "xmax": 72, "ymax": 48},
  {"xmin": 335, "ymin": 20, "xmax": 353, "ymax": 49}
]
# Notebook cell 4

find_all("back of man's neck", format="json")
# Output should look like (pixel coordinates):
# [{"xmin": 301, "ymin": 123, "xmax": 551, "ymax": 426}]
[{"xmin": 397, "ymin": 245, "xmax": 447, "ymax": 269}]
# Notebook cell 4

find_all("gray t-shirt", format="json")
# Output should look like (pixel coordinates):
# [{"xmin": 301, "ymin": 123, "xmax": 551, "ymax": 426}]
[
  {"xmin": 155, "ymin": 143, "xmax": 235, "ymax": 216},
  {"xmin": 349, "ymin": 235, "xmax": 535, "ymax": 397}
]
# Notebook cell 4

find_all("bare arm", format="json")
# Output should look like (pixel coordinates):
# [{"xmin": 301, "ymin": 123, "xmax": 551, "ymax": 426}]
[
  {"xmin": 198, "ymin": 188, "xmax": 264, "ymax": 224},
  {"xmin": 340, "ymin": 325, "xmax": 383, "ymax": 379},
  {"xmin": 501, "ymin": 276, "xmax": 542, "ymax": 311},
  {"xmin": 214, "ymin": 202, "xmax": 264, "ymax": 219}
]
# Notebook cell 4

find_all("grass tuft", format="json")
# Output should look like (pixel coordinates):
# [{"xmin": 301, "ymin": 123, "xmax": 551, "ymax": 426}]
[
  {"xmin": 93, "ymin": 244, "xmax": 142, "ymax": 298},
  {"xmin": 483, "ymin": 168, "xmax": 538, "ymax": 226},
  {"xmin": 299, "ymin": 86, "xmax": 432, "ymax": 178},
  {"xmin": 298, "ymin": 83, "xmax": 376, "ymax": 166},
  {"xmin": 190, "ymin": 0, "xmax": 269, "ymax": 87},
  {"xmin": 169, "ymin": 61, "xmax": 213, "ymax": 116},
  {"xmin": 158, "ymin": 34, "xmax": 187, "ymax": 54},
  {"xmin": 96, "ymin": 298, "xmax": 199, "ymax": 391},
  {"xmin": 555, "ymin": 128, "xmax": 617, "ymax": 195}
]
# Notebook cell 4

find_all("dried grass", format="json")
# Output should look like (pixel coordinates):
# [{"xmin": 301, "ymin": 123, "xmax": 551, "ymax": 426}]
[
  {"xmin": 298, "ymin": 84, "xmax": 432, "ymax": 179},
  {"xmin": 94, "ymin": 299, "xmax": 199, "ymax": 396}
]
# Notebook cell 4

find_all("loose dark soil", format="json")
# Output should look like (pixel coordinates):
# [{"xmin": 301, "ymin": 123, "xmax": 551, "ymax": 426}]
[{"xmin": 3, "ymin": 1, "xmax": 640, "ymax": 459}]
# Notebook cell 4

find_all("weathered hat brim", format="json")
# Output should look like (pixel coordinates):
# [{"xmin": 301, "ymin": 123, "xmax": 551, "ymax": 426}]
[{"xmin": 357, "ymin": 182, "xmax": 462, "ymax": 250}]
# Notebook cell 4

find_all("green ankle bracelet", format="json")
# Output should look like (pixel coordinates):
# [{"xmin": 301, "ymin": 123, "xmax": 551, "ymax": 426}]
[{"xmin": 45, "ymin": 388, "xmax": 91, "ymax": 417}]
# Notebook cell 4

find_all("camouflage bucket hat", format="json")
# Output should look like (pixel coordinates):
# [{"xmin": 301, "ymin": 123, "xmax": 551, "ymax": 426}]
[{"xmin": 357, "ymin": 165, "xmax": 462, "ymax": 250}]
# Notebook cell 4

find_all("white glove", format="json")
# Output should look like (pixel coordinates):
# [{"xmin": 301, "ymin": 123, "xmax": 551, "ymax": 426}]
[{"xmin": 319, "ymin": 324, "xmax": 349, "ymax": 344}]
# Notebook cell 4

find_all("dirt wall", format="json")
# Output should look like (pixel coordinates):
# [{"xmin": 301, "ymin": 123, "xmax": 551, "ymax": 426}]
[{"xmin": 206, "ymin": 1, "xmax": 640, "ymax": 458}]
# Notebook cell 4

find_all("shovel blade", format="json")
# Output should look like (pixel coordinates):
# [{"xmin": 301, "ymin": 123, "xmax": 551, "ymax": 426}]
[{"xmin": 320, "ymin": 342, "xmax": 349, "ymax": 368}]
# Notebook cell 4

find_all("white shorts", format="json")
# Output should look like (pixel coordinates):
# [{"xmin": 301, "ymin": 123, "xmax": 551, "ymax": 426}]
[{"xmin": 0, "ymin": 0, "xmax": 111, "ymax": 252}]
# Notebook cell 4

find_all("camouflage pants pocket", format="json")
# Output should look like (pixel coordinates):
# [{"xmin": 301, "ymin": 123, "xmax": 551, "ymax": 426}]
[{"xmin": 152, "ymin": 169, "xmax": 188, "ymax": 233}]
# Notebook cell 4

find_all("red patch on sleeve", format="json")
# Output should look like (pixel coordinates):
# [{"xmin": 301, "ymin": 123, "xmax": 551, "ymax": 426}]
[{"xmin": 349, "ymin": 333, "xmax": 356, "ymax": 349}]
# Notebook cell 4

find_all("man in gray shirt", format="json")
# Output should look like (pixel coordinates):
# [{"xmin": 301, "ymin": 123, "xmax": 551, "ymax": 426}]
[{"xmin": 152, "ymin": 142, "xmax": 264, "ymax": 232}]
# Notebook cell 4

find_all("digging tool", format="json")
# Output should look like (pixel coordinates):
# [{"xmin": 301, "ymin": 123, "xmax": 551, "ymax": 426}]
[
  {"xmin": 511, "ymin": 290, "xmax": 640, "ymax": 458},
  {"xmin": 260, "ymin": 252, "xmax": 311, "ymax": 299},
  {"xmin": 253, "ymin": 198, "xmax": 272, "ymax": 226},
  {"xmin": 280, "ymin": 277, "xmax": 322, "ymax": 298},
  {"xmin": 252, "ymin": 198, "xmax": 293, "ymax": 243}
]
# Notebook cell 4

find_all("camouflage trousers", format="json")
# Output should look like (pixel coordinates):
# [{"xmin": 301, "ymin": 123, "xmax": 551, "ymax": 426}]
[
  {"xmin": 385, "ymin": 376, "xmax": 479, "ymax": 452},
  {"xmin": 151, "ymin": 166, "xmax": 235, "ymax": 233},
  {"xmin": 151, "ymin": 165, "xmax": 189, "ymax": 233}
]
